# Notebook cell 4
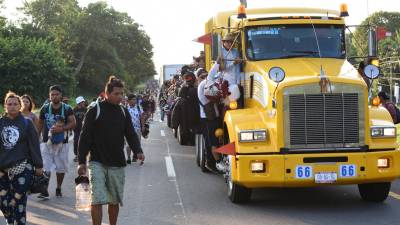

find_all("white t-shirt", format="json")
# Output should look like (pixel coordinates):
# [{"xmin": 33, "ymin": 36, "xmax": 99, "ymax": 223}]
[
  {"xmin": 198, "ymin": 79, "xmax": 220, "ymax": 119},
  {"xmin": 197, "ymin": 80, "xmax": 207, "ymax": 119}
]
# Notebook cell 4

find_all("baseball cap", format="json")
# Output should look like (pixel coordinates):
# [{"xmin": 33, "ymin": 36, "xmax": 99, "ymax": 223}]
[{"xmin": 76, "ymin": 96, "xmax": 85, "ymax": 104}]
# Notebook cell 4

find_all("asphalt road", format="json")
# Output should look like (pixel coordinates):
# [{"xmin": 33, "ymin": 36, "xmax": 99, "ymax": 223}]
[{"xmin": 2, "ymin": 115, "xmax": 400, "ymax": 225}]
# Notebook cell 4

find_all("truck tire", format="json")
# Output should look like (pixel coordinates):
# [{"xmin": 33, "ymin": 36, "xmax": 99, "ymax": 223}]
[
  {"xmin": 199, "ymin": 135, "xmax": 208, "ymax": 172},
  {"xmin": 358, "ymin": 182, "xmax": 391, "ymax": 202},
  {"xmin": 226, "ymin": 156, "xmax": 252, "ymax": 203},
  {"xmin": 177, "ymin": 125, "xmax": 187, "ymax": 145},
  {"xmin": 195, "ymin": 134, "xmax": 201, "ymax": 167},
  {"xmin": 167, "ymin": 113, "xmax": 172, "ymax": 128}
]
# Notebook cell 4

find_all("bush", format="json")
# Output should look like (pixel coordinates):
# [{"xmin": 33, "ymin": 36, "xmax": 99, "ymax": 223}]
[{"xmin": 0, "ymin": 36, "xmax": 74, "ymax": 103}]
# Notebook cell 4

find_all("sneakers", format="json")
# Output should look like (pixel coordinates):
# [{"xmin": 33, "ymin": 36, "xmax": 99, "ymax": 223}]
[
  {"xmin": 37, "ymin": 190, "xmax": 50, "ymax": 200},
  {"xmin": 126, "ymin": 159, "xmax": 131, "ymax": 164},
  {"xmin": 56, "ymin": 188, "xmax": 62, "ymax": 197},
  {"xmin": 216, "ymin": 161, "xmax": 226, "ymax": 173}
]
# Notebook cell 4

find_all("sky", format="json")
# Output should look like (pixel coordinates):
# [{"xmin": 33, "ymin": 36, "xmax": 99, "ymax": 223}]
[{"xmin": 2, "ymin": 0, "xmax": 400, "ymax": 77}]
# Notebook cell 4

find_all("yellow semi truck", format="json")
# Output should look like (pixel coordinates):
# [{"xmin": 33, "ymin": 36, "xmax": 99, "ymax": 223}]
[{"xmin": 197, "ymin": 4, "xmax": 400, "ymax": 203}]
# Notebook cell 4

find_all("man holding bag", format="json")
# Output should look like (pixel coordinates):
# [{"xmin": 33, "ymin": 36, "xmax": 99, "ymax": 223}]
[{"xmin": 77, "ymin": 76, "xmax": 144, "ymax": 225}]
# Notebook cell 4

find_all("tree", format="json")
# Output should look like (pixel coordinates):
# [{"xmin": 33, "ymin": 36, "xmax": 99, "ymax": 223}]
[
  {"xmin": 0, "ymin": 0, "xmax": 6, "ymax": 28},
  {"xmin": 72, "ymin": 2, "xmax": 155, "ymax": 92},
  {"xmin": 0, "ymin": 36, "xmax": 73, "ymax": 102},
  {"xmin": 352, "ymin": 11, "xmax": 400, "ymax": 58},
  {"xmin": 20, "ymin": 0, "xmax": 155, "ymax": 95}
]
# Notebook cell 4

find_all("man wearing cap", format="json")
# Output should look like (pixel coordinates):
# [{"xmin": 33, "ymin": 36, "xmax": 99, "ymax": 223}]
[
  {"xmin": 73, "ymin": 96, "xmax": 87, "ymax": 162},
  {"xmin": 219, "ymin": 32, "xmax": 241, "ymax": 85}
]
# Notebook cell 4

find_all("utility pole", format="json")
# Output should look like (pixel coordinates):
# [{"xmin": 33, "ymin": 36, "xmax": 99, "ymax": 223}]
[{"xmin": 390, "ymin": 64, "xmax": 393, "ymax": 102}]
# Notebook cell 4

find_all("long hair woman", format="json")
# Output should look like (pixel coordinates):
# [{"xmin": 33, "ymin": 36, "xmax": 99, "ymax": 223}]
[
  {"xmin": 0, "ymin": 91, "xmax": 43, "ymax": 225},
  {"xmin": 20, "ymin": 94, "xmax": 39, "ymax": 130}
]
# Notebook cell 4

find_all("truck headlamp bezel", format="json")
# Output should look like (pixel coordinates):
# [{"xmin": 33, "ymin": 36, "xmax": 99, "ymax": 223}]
[
  {"xmin": 371, "ymin": 126, "xmax": 396, "ymax": 138},
  {"xmin": 239, "ymin": 129, "xmax": 267, "ymax": 142}
]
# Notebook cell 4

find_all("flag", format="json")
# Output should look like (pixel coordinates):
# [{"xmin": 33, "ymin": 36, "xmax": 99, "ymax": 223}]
[
  {"xmin": 377, "ymin": 27, "xmax": 392, "ymax": 41},
  {"xmin": 193, "ymin": 33, "xmax": 212, "ymax": 45}
]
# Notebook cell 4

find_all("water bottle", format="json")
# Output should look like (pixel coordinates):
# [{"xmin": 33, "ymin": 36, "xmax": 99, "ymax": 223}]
[{"xmin": 75, "ymin": 176, "xmax": 91, "ymax": 211}]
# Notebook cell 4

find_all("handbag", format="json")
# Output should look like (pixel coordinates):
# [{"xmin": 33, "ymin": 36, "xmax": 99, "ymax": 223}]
[{"xmin": 30, "ymin": 173, "xmax": 49, "ymax": 194}]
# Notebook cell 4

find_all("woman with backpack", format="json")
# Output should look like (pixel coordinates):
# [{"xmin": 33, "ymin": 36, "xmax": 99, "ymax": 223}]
[{"xmin": 0, "ymin": 91, "xmax": 43, "ymax": 225}]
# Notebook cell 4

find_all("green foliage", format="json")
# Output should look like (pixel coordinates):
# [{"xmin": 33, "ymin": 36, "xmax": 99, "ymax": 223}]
[
  {"xmin": 20, "ymin": 0, "xmax": 156, "ymax": 95},
  {"xmin": 352, "ymin": 11, "xmax": 400, "ymax": 58},
  {"xmin": 72, "ymin": 2, "xmax": 155, "ymax": 93},
  {"xmin": 0, "ymin": 36, "xmax": 73, "ymax": 102}
]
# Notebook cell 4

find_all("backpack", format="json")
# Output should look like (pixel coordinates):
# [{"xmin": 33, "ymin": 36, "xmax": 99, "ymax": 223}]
[
  {"xmin": 89, "ymin": 99, "xmax": 126, "ymax": 120},
  {"xmin": 45, "ymin": 103, "xmax": 68, "ymax": 144}
]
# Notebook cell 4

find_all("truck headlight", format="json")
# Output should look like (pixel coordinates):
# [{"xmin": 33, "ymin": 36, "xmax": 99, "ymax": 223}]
[
  {"xmin": 371, "ymin": 127, "xmax": 396, "ymax": 138},
  {"xmin": 240, "ymin": 132, "xmax": 253, "ymax": 142},
  {"xmin": 239, "ymin": 130, "xmax": 267, "ymax": 142},
  {"xmin": 254, "ymin": 131, "xmax": 267, "ymax": 141}
]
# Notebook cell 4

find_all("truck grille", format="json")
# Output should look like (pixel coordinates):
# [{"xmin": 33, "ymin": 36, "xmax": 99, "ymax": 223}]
[{"xmin": 289, "ymin": 93, "xmax": 359, "ymax": 147}]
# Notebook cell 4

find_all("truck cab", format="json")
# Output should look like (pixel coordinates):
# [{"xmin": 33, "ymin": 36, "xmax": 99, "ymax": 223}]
[{"xmin": 201, "ymin": 5, "xmax": 400, "ymax": 203}]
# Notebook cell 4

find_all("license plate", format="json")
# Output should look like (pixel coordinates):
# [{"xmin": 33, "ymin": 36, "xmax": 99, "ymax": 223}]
[{"xmin": 315, "ymin": 172, "xmax": 337, "ymax": 183}]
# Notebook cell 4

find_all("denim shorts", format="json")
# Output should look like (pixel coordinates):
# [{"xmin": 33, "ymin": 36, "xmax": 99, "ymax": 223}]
[{"xmin": 88, "ymin": 161, "xmax": 125, "ymax": 206}]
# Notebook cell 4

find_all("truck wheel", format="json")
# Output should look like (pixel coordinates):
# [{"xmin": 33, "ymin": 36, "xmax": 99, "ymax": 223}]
[
  {"xmin": 226, "ymin": 156, "xmax": 252, "ymax": 203},
  {"xmin": 177, "ymin": 125, "xmax": 186, "ymax": 145},
  {"xmin": 167, "ymin": 113, "xmax": 172, "ymax": 128},
  {"xmin": 199, "ymin": 135, "xmax": 208, "ymax": 172},
  {"xmin": 358, "ymin": 182, "xmax": 391, "ymax": 202},
  {"xmin": 195, "ymin": 134, "xmax": 201, "ymax": 167}
]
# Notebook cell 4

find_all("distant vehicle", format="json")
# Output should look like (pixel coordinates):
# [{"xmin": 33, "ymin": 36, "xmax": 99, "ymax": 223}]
[{"xmin": 160, "ymin": 64, "xmax": 185, "ymax": 85}]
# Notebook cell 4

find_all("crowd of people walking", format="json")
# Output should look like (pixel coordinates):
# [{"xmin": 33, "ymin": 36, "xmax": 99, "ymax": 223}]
[{"xmin": 0, "ymin": 75, "xmax": 160, "ymax": 225}]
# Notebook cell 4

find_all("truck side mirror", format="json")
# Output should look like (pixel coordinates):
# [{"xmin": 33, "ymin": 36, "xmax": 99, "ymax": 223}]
[
  {"xmin": 364, "ymin": 64, "xmax": 380, "ymax": 80},
  {"xmin": 368, "ymin": 28, "xmax": 377, "ymax": 58}
]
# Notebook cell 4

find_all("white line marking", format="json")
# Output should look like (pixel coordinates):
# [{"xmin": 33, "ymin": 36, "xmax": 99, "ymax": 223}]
[
  {"xmin": 165, "ymin": 139, "xmax": 187, "ymax": 222},
  {"xmin": 161, "ymin": 130, "xmax": 165, "ymax": 137},
  {"xmin": 389, "ymin": 191, "xmax": 400, "ymax": 200},
  {"xmin": 165, "ymin": 156, "xmax": 176, "ymax": 177}
]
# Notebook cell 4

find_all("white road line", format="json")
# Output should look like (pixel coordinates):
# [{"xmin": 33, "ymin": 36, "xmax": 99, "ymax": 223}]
[
  {"xmin": 165, "ymin": 139, "xmax": 187, "ymax": 223},
  {"xmin": 389, "ymin": 191, "xmax": 400, "ymax": 200},
  {"xmin": 165, "ymin": 156, "xmax": 176, "ymax": 177},
  {"xmin": 161, "ymin": 130, "xmax": 165, "ymax": 137}
]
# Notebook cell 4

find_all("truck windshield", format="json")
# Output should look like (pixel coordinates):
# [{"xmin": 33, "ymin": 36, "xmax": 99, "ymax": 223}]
[{"xmin": 246, "ymin": 24, "xmax": 345, "ymax": 60}]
